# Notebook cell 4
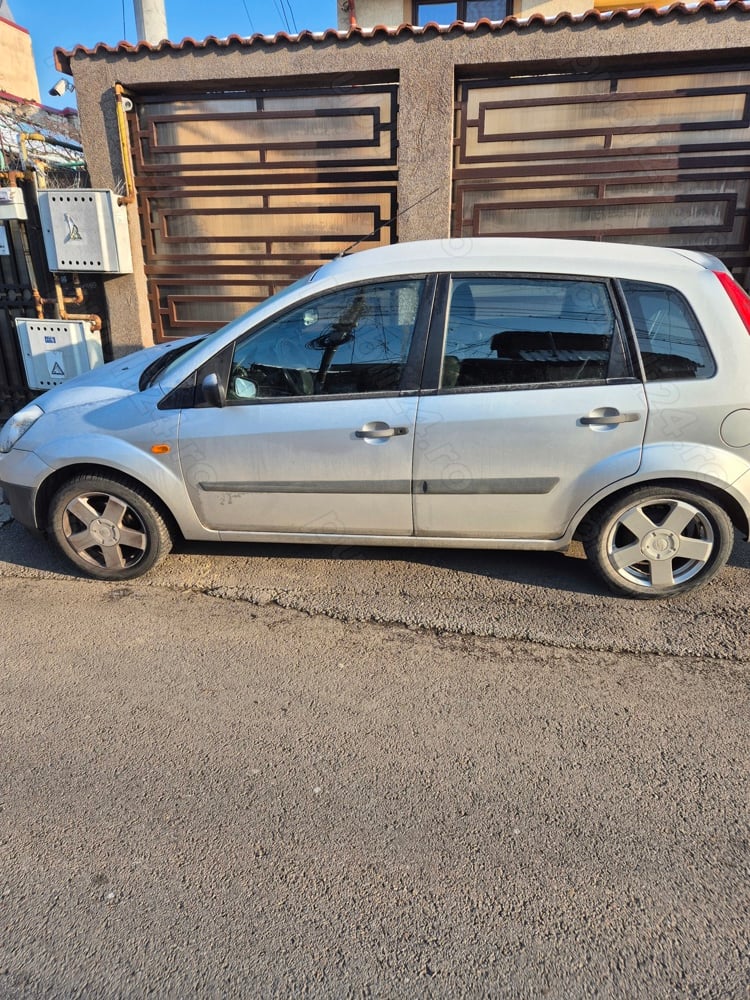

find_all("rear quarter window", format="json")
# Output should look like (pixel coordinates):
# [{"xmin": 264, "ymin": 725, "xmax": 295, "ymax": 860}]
[{"xmin": 620, "ymin": 279, "xmax": 716, "ymax": 381}]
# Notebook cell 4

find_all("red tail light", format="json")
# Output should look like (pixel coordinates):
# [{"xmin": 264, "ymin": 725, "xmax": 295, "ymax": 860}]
[{"xmin": 714, "ymin": 270, "xmax": 750, "ymax": 334}]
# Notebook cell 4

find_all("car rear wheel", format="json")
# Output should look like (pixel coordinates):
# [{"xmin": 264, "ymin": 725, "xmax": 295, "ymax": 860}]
[
  {"xmin": 584, "ymin": 486, "xmax": 733, "ymax": 598},
  {"xmin": 48, "ymin": 474, "xmax": 172, "ymax": 580}
]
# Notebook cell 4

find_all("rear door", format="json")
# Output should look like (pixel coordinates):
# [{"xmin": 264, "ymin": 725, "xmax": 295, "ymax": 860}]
[{"xmin": 413, "ymin": 274, "xmax": 648, "ymax": 540}]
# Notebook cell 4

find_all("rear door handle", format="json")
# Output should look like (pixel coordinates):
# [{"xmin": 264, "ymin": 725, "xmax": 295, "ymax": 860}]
[
  {"xmin": 580, "ymin": 412, "xmax": 641, "ymax": 426},
  {"xmin": 355, "ymin": 423, "xmax": 409, "ymax": 439}
]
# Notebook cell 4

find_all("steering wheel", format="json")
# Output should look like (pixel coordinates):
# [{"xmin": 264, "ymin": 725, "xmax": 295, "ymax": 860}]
[{"xmin": 281, "ymin": 367, "xmax": 314, "ymax": 396}]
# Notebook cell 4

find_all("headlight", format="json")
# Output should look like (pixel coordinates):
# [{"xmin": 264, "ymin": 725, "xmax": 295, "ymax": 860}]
[{"xmin": 0, "ymin": 404, "xmax": 44, "ymax": 454}]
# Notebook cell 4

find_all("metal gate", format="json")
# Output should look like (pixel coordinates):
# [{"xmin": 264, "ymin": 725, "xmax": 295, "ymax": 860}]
[
  {"xmin": 0, "ymin": 212, "xmax": 37, "ymax": 419},
  {"xmin": 131, "ymin": 82, "xmax": 399, "ymax": 342},
  {"xmin": 453, "ymin": 65, "xmax": 750, "ymax": 279}
]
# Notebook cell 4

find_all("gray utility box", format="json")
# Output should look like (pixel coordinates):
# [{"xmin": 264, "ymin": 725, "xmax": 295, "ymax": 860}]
[
  {"xmin": 15, "ymin": 318, "xmax": 104, "ymax": 390},
  {"xmin": 37, "ymin": 189, "xmax": 133, "ymax": 274},
  {"xmin": 0, "ymin": 187, "xmax": 27, "ymax": 221}
]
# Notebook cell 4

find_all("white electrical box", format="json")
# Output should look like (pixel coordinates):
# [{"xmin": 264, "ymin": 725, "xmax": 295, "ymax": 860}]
[
  {"xmin": 0, "ymin": 187, "xmax": 27, "ymax": 221},
  {"xmin": 37, "ymin": 189, "xmax": 133, "ymax": 274},
  {"xmin": 15, "ymin": 318, "xmax": 104, "ymax": 390}
]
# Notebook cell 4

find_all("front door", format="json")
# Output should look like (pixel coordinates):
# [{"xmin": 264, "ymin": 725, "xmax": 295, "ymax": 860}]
[
  {"xmin": 178, "ymin": 277, "xmax": 428, "ymax": 536},
  {"xmin": 413, "ymin": 274, "xmax": 648, "ymax": 539}
]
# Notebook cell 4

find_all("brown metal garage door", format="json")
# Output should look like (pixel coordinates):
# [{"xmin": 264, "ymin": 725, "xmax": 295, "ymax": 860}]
[
  {"xmin": 131, "ymin": 83, "xmax": 398, "ymax": 342},
  {"xmin": 453, "ymin": 65, "xmax": 750, "ymax": 281}
]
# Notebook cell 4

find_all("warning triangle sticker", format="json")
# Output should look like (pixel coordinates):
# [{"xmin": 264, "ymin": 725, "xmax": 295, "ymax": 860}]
[{"xmin": 50, "ymin": 362, "xmax": 64, "ymax": 376}]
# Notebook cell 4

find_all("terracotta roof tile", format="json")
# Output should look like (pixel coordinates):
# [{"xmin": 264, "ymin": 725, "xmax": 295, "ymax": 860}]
[{"xmin": 54, "ymin": 1, "xmax": 750, "ymax": 75}]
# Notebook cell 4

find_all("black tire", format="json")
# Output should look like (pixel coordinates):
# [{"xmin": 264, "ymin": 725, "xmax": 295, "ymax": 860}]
[
  {"xmin": 583, "ymin": 485, "xmax": 733, "ymax": 599},
  {"xmin": 48, "ymin": 474, "xmax": 173, "ymax": 580}
]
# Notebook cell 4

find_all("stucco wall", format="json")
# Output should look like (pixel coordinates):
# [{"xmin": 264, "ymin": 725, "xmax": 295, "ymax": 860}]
[
  {"xmin": 0, "ymin": 19, "xmax": 40, "ymax": 102},
  {"xmin": 338, "ymin": 1, "xmax": 410, "ymax": 30},
  {"xmin": 517, "ymin": 0, "xmax": 594, "ymax": 15},
  {"xmin": 342, "ymin": 0, "xmax": 597, "ymax": 26},
  {"xmin": 64, "ymin": 10, "xmax": 750, "ymax": 355}
]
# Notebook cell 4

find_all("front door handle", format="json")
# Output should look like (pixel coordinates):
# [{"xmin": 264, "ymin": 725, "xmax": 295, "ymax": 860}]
[
  {"xmin": 355, "ymin": 423, "xmax": 409, "ymax": 439},
  {"xmin": 580, "ymin": 411, "xmax": 641, "ymax": 426}
]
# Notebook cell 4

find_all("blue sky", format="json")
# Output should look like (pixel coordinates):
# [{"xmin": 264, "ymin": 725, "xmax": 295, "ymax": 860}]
[{"xmin": 10, "ymin": 1, "xmax": 334, "ymax": 104}]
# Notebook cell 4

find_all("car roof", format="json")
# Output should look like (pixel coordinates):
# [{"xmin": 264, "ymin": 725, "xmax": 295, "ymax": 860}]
[{"xmin": 316, "ymin": 238, "xmax": 722, "ymax": 285}]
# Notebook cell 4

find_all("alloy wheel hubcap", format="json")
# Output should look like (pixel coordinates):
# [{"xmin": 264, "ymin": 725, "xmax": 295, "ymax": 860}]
[
  {"xmin": 62, "ymin": 491, "xmax": 148, "ymax": 571},
  {"xmin": 89, "ymin": 517, "xmax": 121, "ymax": 547},
  {"xmin": 640, "ymin": 528, "xmax": 680, "ymax": 561},
  {"xmin": 606, "ymin": 498, "xmax": 715, "ymax": 589}
]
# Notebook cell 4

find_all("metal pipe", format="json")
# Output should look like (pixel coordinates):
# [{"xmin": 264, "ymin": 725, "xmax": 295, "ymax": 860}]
[
  {"xmin": 53, "ymin": 276, "xmax": 102, "ymax": 331},
  {"xmin": 54, "ymin": 274, "xmax": 85, "ymax": 308},
  {"xmin": 114, "ymin": 84, "xmax": 136, "ymax": 206},
  {"xmin": 13, "ymin": 170, "xmax": 53, "ymax": 315},
  {"xmin": 17, "ymin": 130, "xmax": 84, "ymax": 166},
  {"xmin": 32, "ymin": 287, "xmax": 45, "ymax": 320},
  {"xmin": 34, "ymin": 281, "xmax": 99, "ymax": 329},
  {"xmin": 19, "ymin": 133, "xmax": 45, "ymax": 172}
]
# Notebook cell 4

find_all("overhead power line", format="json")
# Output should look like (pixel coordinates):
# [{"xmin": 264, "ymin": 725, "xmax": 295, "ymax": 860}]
[
  {"xmin": 283, "ymin": 0, "xmax": 298, "ymax": 33},
  {"xmin": 241, "ymin": 0, "xmax": 255, "ymax": 33},
  {"xmin": 272, "ymin": 0, "xmax": 291, "ymax": 33}
]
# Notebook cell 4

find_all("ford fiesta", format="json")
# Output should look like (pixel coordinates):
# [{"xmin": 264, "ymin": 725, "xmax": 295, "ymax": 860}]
[{"xmin": 3, "ymin": 237, "xmax": 750, "ymax": 598}]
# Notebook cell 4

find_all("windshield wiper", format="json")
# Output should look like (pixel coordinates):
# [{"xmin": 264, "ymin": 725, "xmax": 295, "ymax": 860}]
[{"xmin": 139, "ymin": 340, "xmax": 200, "ymax": 390}]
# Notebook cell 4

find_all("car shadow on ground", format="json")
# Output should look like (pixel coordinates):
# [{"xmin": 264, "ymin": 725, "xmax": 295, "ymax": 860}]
[
  {"xmin": 3, "ymin": 518, "xmax": 748, "ymax": 598},
  {"xmin": 170, "ymin": 537, "xmax": 602, "ymax": 594},
  {"xmin": 170, "ymin": 525, "xmax": 750, "ymax": 596},
  {"xmin": 1, "ymin": 518, "xmax": 598, "ymax": 595}
]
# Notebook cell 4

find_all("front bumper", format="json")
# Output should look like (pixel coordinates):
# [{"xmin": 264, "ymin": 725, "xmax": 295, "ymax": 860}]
[
  {"xmin": 0, "ymin": 449, "xmax": 53, "ymax": 531},
  {"xmin": 2, "ymin": 482, "xmax": 38, "ymax": 531}
]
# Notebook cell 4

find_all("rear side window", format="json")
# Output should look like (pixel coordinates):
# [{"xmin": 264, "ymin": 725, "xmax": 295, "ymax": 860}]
[
  {"xmin": 440, "ymin": 276, "xmax": 623, "ymax": 389},
  {"xmin": 620, "ymin": 280, "xmax": 716, "ymax": 381}
]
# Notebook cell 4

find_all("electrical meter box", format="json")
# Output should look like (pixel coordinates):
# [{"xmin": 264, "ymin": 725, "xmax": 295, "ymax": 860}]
[
  {"xmin": 15, "ymin": 318, "xmax": 104, "ymax": 390},
  {"xmin": 37, "ymin": 189, "xmax": 133, "ymax": 274},
  {"xmin": 0, "ymin": 187, "xmax": 27, "ymax": 221}
]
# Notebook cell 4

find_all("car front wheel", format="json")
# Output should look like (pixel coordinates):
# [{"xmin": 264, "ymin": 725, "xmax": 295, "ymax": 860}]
[
  {"xmin": 48, "ymin": 474, "xmax": 173, "ymax": 580},
  {"xmin": 583, "ymin": 486, "xmax": 734, "ymax": 598}
]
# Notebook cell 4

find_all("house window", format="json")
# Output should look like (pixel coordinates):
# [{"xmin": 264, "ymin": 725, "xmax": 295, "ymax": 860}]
[{"xmin": 413, "ymin": 1, "xmax": 511, "ymax": 25}]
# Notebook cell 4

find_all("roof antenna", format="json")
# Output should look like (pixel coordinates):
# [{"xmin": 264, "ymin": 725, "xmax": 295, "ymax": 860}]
[{"xmin": 338, "ymin": 186, "xmax": 440, "ymax": 257}]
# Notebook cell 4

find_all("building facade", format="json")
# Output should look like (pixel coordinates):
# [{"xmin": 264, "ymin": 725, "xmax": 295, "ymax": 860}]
[
  {"xmin": 0, "ymin": 0, "xmax": 40, "ymax": 103},
  {"xmin": 57, "ymin": 3, "xmax": 750, "ymax": 357},
  {"xmin": 337, "ymin": 0, "xmax": 628, "ymax": 30}
]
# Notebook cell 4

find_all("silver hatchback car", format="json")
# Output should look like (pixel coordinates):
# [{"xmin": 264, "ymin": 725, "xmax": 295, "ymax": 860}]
[{"xmin": 3, "ymin": 238, "xmax": 750, "ymax": 598}]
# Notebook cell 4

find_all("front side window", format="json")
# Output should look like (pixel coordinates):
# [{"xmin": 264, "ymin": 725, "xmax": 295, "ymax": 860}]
[
  {"xmin": 414, "ymin": 2, "xmax": 510, "ymax": 26},
  {"xmin": 620, "ymin": 279, "xmax": 716, "ymax": 381},
  {"xmin": 228, "ymin": 279, "xmax": 425, "ymax": 401},
  {"xmin": 440, "ymin": 276, "xmax": 621, "ymax": 389}
]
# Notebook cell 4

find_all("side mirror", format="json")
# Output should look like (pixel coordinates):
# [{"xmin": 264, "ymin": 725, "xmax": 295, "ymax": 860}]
[{"xmin": 201, "ymin": 372, "xmax": 226, "ymax": 408}]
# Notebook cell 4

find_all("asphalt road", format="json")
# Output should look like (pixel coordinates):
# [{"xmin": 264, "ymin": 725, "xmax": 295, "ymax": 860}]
[
  {"xmin": 0, "ymin": 508, "xmax": 748, "ymax": 997},
  {"xmin": 2, "ymin": 501, "xmax": 750, "ymax": 660}
]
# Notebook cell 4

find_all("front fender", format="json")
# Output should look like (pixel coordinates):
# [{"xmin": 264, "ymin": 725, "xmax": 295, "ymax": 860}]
[{"xmin": 32, "ymin": 427, "xmax": 216, "ymax": 540}]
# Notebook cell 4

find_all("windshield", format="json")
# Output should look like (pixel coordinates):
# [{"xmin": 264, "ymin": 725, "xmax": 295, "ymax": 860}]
[{"xmin": 155, "ymin": 273, "xmax": 319, "ymax": 384}]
